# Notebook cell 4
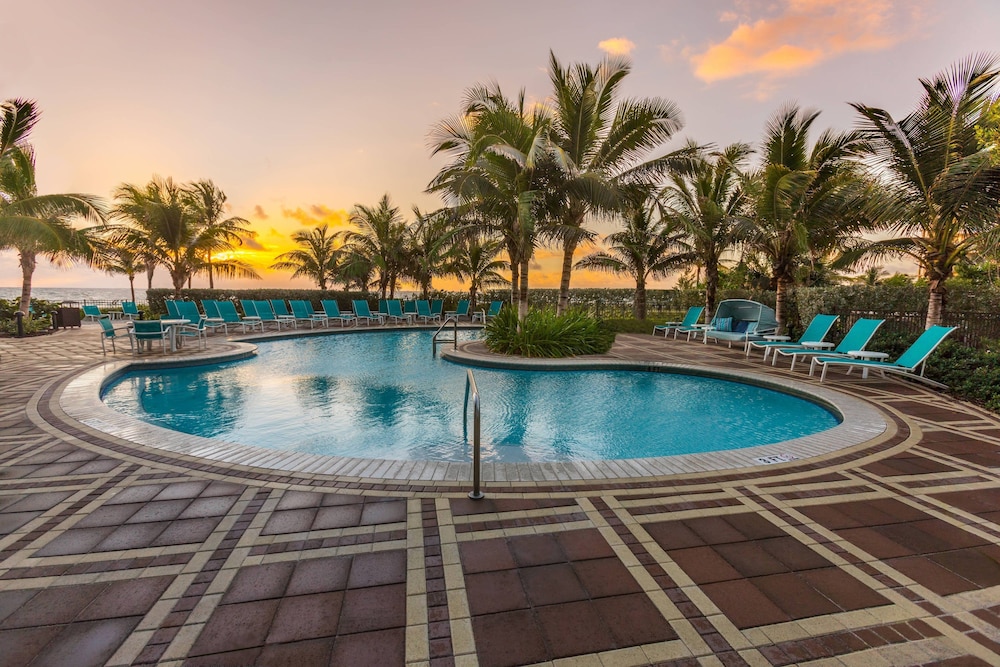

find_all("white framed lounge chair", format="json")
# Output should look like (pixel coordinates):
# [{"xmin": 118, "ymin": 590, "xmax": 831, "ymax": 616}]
[
  {"xmin": 747, "ymin": 314, "xmax": 839, "ymax": 360},
  {"xmin": 810, "ymin": 325, "xmax": 957, "ymax": 387},
  {"xmin": 653, "ymin": 306, "xmax": 704, "ymax": 338},
  {"xmin": 770, "ymin": 318, "xmax": 884, "ymax": 369}
]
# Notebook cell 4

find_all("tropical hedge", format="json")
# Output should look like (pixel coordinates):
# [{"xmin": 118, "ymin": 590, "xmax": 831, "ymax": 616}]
[{"xmin": 484, "ymin": 308, "xmax": 615, "ymax": 358}]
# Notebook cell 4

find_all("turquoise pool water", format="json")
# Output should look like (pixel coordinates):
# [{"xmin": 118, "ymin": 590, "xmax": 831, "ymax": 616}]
[{"xmin": 101, "ymin": 330, "xmax": 840, "ymax": 463}]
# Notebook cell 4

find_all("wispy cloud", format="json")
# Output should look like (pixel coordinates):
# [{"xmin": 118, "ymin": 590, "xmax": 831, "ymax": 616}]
[
  {"xmin": 689, "ymin": 0, "xmax": 927, "ymax": 96},
  {"xmin": 280, "ymin": 205, "xmax": 352, "ymax": 228},
  {"xmin": 252, "ymin": 205, "xmax": 268, "ymax": 219},
  {"xmin": 242, "ymin": 237, "xmax": 266, "ymax": 251},
  {"xmin": 598, "ymin": 37, "xmax": 636, "ymax": 56}
]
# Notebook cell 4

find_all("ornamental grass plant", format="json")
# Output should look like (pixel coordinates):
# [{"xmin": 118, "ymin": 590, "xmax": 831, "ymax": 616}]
[{"xmin": 484, "ymin": 308, "xmax": 615, "ymax": 358}]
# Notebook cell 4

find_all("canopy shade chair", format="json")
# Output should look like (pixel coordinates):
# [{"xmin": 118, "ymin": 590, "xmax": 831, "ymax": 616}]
[
  {"xmin": 701, "ymin": 299, "xmax": 779, "ymax": 348},
  {"xmin": 810, "ymin": 325, "xmax": 957, "ymax": 387}
]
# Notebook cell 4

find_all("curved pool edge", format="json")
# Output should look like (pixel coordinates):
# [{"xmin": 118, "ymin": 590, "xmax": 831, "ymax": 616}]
[{"xmin": 55, "ymin": 333, "xmax": 890, "ymax": 483}]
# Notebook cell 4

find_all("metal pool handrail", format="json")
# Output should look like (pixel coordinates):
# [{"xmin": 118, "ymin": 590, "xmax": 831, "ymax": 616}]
[
  {"xmin": 432, "ymin": 316, "xmax": 459, "ymax": 357},
  {"xmin": 463, "ymin": 369, "xmax": 484, "ymax": 500}
]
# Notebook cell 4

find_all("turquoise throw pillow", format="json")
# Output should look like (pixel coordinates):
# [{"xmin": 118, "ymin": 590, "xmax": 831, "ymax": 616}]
[{"xmin": 715, "ymin": 317, "xmax": 733, "ymax": 332}]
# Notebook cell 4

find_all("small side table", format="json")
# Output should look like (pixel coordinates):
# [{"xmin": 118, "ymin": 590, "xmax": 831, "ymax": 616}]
[
  {"xmin": 847, "ymin": 350, "xmax": 889, "ymax": 378},
  {"xmin": 763, "ymin": 334, "xmax": 791, "ymax": 342},
  {"xmin": 800, "ymin": 341, "xmax": 835, "ymax": 350}
]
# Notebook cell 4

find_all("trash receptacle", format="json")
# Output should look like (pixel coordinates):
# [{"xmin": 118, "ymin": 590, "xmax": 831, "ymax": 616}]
[{"xmin": 56, "ymin": 301, "xmax": 82, "ymax": 329}]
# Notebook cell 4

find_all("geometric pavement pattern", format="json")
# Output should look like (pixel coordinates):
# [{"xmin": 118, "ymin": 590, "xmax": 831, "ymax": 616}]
[{"xmin": 2, "ymin": 327, "xmax": 1000, "ymax": 665}]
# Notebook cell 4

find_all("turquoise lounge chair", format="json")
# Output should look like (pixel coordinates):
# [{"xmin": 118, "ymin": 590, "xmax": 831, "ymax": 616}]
[
  {"xmin": 322, "ymin": 300, "xmax": 357, "ymax": 327},
  {"xmin": 82, "ymin": 304, "xmax": 104, "ymax": 322},
  {"xmin": 415, "ymin": 300, "xmax": 440, "ymax": 324},
  {"xmin": 747, "ymin": 314, "xmax": 839, "ymax": 360},
  {"xmin": 239, "ymin": 300, "xmax": 258, "ymax": 320},
  {"xmin": 446, "ymin": 299, "xmax": 470, "ymax": 320},
  {"xmin": 352, "ymin": 300, "xmax": 384, "ymax": 326},
  {"xmin": 121, "ymin": 301, "xmax": 140, "ymax": 321},
  {"xmin": 97, "ymin": 316, "xmax": 132, "ymax": 354},
  {"xmin": 129, "ymin": 319, "xmax": 169, "ymax": 355},
  {"xmin": 165, "ymin": 300, "xmax": 181, "ymax": 318},
  {"xmin": 175, "ymin": 301, "xmax": 224, "ymax": 336},
  {"xmin": 177, "ymin": 317, "xmax": 210, "ymax": 349},
  {"xmin": 290, "ymin": 300, "xmax": 328, "ymax": 328},
  {"xmin": 472, "ymin": 301, "xmax": 503, "ymax": 323},
  {"xmin": 254, "ymin": 300, "xmax": 292, "ymax": 330},
  {"xmin": 216, "ymin": 300, "xmax": 263, "ymax": 333},
  {"xmin": 386, "ymin": 299, "xmax": 412, "ymax": 324},
  {"xmin": 431, "ymin": 299, "xmax": 444, "ymax": 318},
  {"xmin": 653, "ymin": 306, "xmax": 705, "ymax": 338},
  {"xmin": 810, "ymin": 325, "xmax": 957, "ymax": 386},
  {"xmin": 404, "ymin": 301, "xmax": 417, "ymax": 315},
  {"xmin": 771, "ymin": 318, "xmax": 885, "ymax": 369},
  {"xmin": 270, "ymin": 299, "xmax": 298, "ymax": 325}
]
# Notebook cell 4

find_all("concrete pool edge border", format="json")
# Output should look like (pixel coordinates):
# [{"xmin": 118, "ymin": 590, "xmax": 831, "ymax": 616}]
[{"xmin": 57, "ymin": 334, "xmax": 888, "ymax": 483}]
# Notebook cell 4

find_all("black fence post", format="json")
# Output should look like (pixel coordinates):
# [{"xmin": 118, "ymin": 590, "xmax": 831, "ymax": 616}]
[{"xmin": 15, "ymin": 311, "xmax": 24, "ymax": 338}]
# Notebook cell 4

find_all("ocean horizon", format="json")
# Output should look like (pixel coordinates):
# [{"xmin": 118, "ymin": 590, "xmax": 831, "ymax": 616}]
[{"xmin": 0, "ymin": 287, "xmax": 148, "ymax": 304}]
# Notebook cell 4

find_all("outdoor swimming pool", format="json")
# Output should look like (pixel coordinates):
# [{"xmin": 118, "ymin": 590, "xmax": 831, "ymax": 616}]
[{"xmin": 101, "ymin": 330, "xmax": 840, "ymax": 463}]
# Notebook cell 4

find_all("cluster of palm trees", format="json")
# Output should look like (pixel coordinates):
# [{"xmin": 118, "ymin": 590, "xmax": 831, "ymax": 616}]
[
  {"xmin": 270, "ymin": 194, "xmax": 508, "ymax": 311},
  {"xmin": 419, "ymin": 52, "xmax": 1000, "ymax": 329},
  {"xmin": 0, "ymin": 98, "xmax": 257, "ymax": 312}
]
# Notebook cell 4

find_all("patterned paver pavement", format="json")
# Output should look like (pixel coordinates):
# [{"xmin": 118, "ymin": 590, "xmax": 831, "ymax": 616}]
[{"xmin": 2, "ymin": 323, "xmax": 1000, "ymax": 666}]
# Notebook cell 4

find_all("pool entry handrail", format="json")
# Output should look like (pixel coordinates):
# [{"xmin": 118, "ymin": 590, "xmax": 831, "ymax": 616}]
[
  {"xmin": 464, "ymin": 369, "xmax": 484, "ymax": 500},
  {"xmin": 432, "ymin": 316, "xmax": 460, "ymax": 357}
]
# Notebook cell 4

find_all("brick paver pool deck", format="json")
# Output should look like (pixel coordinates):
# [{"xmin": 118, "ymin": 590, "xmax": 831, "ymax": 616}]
[{"xmin": 2, "ymin": 324, "xmax": 1000, "ymax": 666}]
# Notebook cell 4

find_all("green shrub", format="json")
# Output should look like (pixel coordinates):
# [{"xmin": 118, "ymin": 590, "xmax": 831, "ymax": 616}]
[
  {"xmin": 601, "ymin": 318, "xmax": 664, "ymax": 334},
  {"xmin": 484, "ymin": 308, "xmax": 615, "ymax": 358}
]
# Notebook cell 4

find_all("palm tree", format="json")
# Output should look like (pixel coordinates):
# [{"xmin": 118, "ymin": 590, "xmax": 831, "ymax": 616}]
[
  {"xmin": 547, "ymin": 52, "xmax": 686, "ymax": 314},
  {"xmin": 96, "ymin": 241, "xmax": 146, "ymax": 303},
  {"xmin": 447, "ymin": 236, "xmax": 509, "ymax": 312},
  {"xmin": 0, "ymin": 146, "xmax": 106, "ymax": 314},
  {"xmin": 270, "ymin": 224, "xmax": 341, "ymax": 290},
  {"xmin": 663, "ymin": 141, "xmax": 751, "ymax": 320},
  {"xmin": 111, "ymin": 177, "xmax": 259, "ymax": 296},
  {"xmin": 406, "ymin": 207, "xmax": 456, "ymax": 299},
  {"xmin": 740, "ymin": 105, "xmax": 869, "ymax": 329},
  {"xmin": 0, "ymin": 99, "xmax": 39, "ymax": 162},
  {"xmin": 429, "ymin": 83, "xmax": 552, "ymax": 320},
  {"xmin": 842, "ymin": 54, "xmax": 1000, "ymax": 327},
  {"xmin": 184, "ymin": 180, "xmax": 256, "ymax": 289},
  {"xmin": 339, "ymin": 194, "xmax": 409, "ymax": 299},
  {"xmin": 575, "ymin": 192, "xmax": 692, "ymax": 319}
]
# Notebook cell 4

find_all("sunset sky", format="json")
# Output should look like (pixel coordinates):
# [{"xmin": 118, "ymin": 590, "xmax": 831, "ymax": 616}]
[{"xmin": 4, "ymin": 0, "xmax": 998, "ymax": 292}]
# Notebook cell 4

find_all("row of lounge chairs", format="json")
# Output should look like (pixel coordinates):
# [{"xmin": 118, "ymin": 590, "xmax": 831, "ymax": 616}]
[{"xmin": 654, "ymin": 302, "xmax": 957, "ymax": 387}]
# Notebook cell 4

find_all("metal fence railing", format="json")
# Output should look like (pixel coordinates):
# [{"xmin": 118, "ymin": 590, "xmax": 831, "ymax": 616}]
[{"xmin": 846, "ymin": 310, "xmax": 1000, "ymax": 349}]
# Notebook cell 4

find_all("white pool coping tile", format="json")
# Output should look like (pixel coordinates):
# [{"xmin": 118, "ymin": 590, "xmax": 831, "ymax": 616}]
[{"xmin": 58, "ymin": 334, "xmax": 889, "ymax": 484}]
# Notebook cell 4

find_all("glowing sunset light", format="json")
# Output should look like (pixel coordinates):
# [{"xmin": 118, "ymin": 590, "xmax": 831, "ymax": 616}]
[{"xmin": 1, "ymin": 0, "xmax": 994, "ymax": 293}]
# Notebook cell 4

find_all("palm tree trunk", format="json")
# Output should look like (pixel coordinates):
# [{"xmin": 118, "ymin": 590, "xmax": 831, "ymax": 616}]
[
  {"xmin": 926, "ymin": 280, "xmax": 946, "ymax": 328},
  {"xmin": 207, "ymin": 253, "xmax": 214, "ymax": 289},
  {"xmin": 774, "ymin": 274, "xmax": 790, "ymax": 333},
  {"xmin": 634, "ymin": 277, "xmax": 647, "ymax": 320},
  {"xmin": 556, "ymin": 238, "xmax": 578, "ymax": 315},
  {"xmin": 146, "ymin": 265, "xmax": 155, "ymax": 290},
  {"xmin": 128, "ymin": 276, "xmax": 136, "ymax": 304},
  {"xmin": 518, "ymin": 256, "xmax": 530, "ymax": 321},
  {"xmin": 509, "ymin": 261, "xmax": 519, "ymax": 310},
  {"xmin": 704, "ymin": 261, "xmax": 719, "ymax": 321},
  {"xmin": 18, "ymin": 250, "xmax": 36, "ymax": 316}
]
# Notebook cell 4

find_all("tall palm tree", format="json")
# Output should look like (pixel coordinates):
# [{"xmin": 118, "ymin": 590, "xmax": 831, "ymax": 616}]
[
  {"xmin": 842, "ymin": 54, "xmax": 1000, "ymax": 327},
  {"xmin": 447, "ymin": 236, "xmax": 509, "ymax": 312},
  {"xmin": 0, "ymin": 99, "xmax": 39, "ymax": 162},
  {"xmin": 270, "ymin": 224, "xmax": 341, "ymax": 290},
  {"xmin": 0, "ymin": 146, "xmax": 106, "ymax": 313},
  {"xmin": 663, "ymin": 141, "xmax": 752, "ymax": 320},
  {"xmin": 575, "ymin": 192, "xmax": 692, "ymax": 319},
  {"xmin": 429, "ymin": 83, "xmax": 552, "ymax": 320},
  {"xmin": 184, "ymin": 180, "xmax": 256, "ymax": 289},
  {"xmin": 547, "ymin": 52, "xmax": 686, "ymax": 314},
  {"xmin": 339, "ymin": 194, "xmax": 409, "ymax": 299},
  {"xmin": 740, "ymin": 105, "xmax": 869, "ymax": 329}
]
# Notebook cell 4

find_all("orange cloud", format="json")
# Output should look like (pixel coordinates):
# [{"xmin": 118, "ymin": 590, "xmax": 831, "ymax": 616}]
[
  {"xmin": 280, "ymin": 205, "xmax": 352, "ymax": 228},
  {"xmin": 690, "ymin": 0, "xmax": 925, "ymax": 91},
  {"xmin": 252, "ymin": 205, "xmax": 268, "ymax": 219},
  {"xmin": 598, "ymin": 37, "xmax": 636, "ymax": 56}
]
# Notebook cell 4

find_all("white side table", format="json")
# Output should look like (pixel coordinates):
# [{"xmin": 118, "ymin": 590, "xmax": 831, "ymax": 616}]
[
  {"xmin": 847, "ymin": 350, "xmax": 889, "ymax": 378},
  {"xmin": 753, "ymin": 333, "xmax": 790, "ymax": 356},
  {"xmin": 800, "ymin": 341, "xmax": 835, "ymax": 350}
]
